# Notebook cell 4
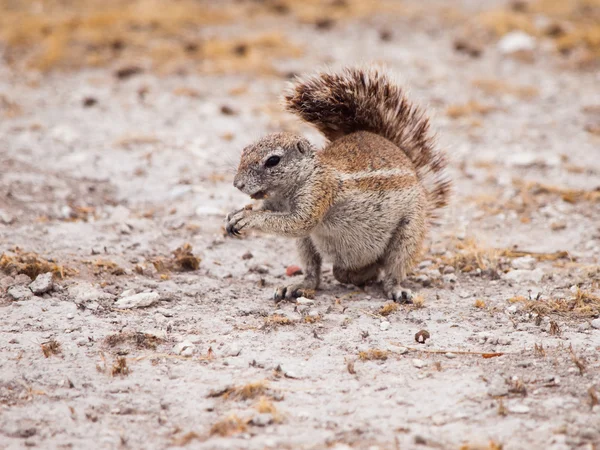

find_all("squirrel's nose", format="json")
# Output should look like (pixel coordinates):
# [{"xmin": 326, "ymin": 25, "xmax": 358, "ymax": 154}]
[{"xmin": 234, "ymin": 179, "xmax": 245, "ymax": 191}]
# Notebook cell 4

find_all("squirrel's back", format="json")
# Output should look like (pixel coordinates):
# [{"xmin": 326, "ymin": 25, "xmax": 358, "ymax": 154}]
[{"xmin": 284, "ymin": 66, "xmax": 450, "ymax": 212}]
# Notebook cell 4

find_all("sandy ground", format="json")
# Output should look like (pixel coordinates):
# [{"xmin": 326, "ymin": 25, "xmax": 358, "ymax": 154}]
[{"xmin": 1, "ymin": 2, "xmax": 600, "ymax": 449}]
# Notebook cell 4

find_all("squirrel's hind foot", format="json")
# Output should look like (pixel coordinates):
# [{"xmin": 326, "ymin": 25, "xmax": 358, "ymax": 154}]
[
  {"xmin": 274, "ymin": 282, "xmax": 317, "ymax": 302},
  {"xmin": 386, "ymin": 286, "xmax": 414, "ymax": 304}
]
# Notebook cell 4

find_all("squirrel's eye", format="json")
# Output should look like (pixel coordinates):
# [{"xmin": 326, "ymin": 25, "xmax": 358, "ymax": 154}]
[{"xmin": 265, "ymin": 155, "xmax": 280, "ymax": 168}]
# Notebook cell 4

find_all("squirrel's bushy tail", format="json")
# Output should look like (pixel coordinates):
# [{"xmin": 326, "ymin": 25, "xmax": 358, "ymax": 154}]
[{"xmin": 284, "ymin": 66, "xmax": 450, "ymax": 212}]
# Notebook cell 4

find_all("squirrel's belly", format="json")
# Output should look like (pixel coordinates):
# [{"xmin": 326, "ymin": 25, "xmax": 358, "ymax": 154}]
[{"xmin": 311, "ymin": 197, "xmax": 400, "ymax": 268}]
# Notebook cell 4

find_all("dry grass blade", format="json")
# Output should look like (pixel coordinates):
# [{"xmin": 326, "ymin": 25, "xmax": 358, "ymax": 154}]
[
  {"xmin": 153, "ymin": 243, "xmax": 201, "ymax": 274},
  {"xmin": 0, "ymin": 249, "xmax": 73, "ymax": 279},
  {"xmin": 589, "ymin": 387, "xmax": 599, "ymax": 408},
  {"xmin": 412, "ymin": 295, "xmax": 426, "ymax": 309},
  {"xmin": 569, "ymin": 346, "xmax": 586, "ymax": 375},
  {"xmin": 378, "ymin": 302, "xmax": 399, "ymax": 316},
  {"xmin": 511, "ymin": 288, "xmax": 600, "ymax": 318},
  {"xmin": 111, "ymin": 357, "xmax": 130, "ymax": 376},
  {"xmin": 208, "ymin": 380, "xmax": 279, "ymax": 401},
  {"xmin": 358, "ymin": 349, "xmax": 388, "ymax": 361},
  {"xmin": 104, "ymin": 332, "xmax": 164, "ymax": 350},
  {"xmin": 534, "ymin": 343, "xmax": 546, "ymax": 357},
  {"xmin": 171, "ymin": 431, "xmax": 203, "ymax": 446},
  {"xmin": 41, "ymin": 340, "xmax": 61, "ymax": 358},
  {"xmin": 210, "ymin": 414, "xmax": 248, "ymax": 437},
  {"xmin": 263, "ymin": 314, "xmax": 295, "ymax": 329},
  {"xmin": 440, "ymin": 238, "xmax": 501, "ymax": 274},
  {"xmin": 86, "ymin": 259, "xmax": 125, "ymax": 276},
  {"xmin": 255, "ymin": 396, "xmax": 283, "ymax": 423}
]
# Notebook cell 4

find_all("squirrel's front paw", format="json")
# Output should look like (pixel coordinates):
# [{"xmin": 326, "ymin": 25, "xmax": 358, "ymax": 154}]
[{"xmin": 225, "ymin": 209, "xmax": 253, "ymax": 237}]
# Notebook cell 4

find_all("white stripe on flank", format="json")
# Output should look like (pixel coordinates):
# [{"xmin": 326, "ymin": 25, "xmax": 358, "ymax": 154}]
[{"xmin": 337, "ymin": 168, "xmax": 411, "ymax": 181}]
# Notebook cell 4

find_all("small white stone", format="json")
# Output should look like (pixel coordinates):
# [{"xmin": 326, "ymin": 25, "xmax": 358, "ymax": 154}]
[
  {"xmin": 251, "ymin": 413, "xmax": 273, "ymax": 427},
  {"xmin": 591, "ymin": 319, "xmax": 600, "ymax": 330},
  {"xmin": 0, "ymin": 210, "xmax": 14, "ymax": 224},
  {"xmin": 29, "ymin": 272, "xmax": 54, "ymax": 295},
  {"xmin": 395, "ymin": 346, "xmax": 408, "ymax": 355},
  {"xmin": 445, "ymin": 352, "xmax": 456, "ymax": 359},
  {"xmin": 511, "ymin": 256, "xmax": 536, "ymax": 270},
  {"xmin": 157, "ymin": 308, "xmax": 173, "ymax": 317},
  {"xmin": 173, "ymin": 340, "xmax": 195, "ymax": 356},
  {"xmin": 510, "ymin": 404, "xmax": 530, "ymax": 414},
  {"xmin": 498, "ymin": 337, "xmax": 511, "ymax": 346},
  {"xmin": 114, "ymin": 292, "xmax": 159, "ymax": 309},
  {"xmin": 8, "ymin": 285, "xmax": 33, "ymax": 301},
  {"xmin": 224, "ymin": 343, "xmax": 241, "ymax": 357},
  {"xmin": 296, "ymin": 297, "xmax": 315, "ymax": 306},
  {"xmin": 504, "ymin": 268, "xmax": 544, "ymax": 284},
  {"xmin": 412, "ymin": 359, "xmax": 426, "ymax": 369},
  {"xmin": 442, "ymin": 274, "xmax": 457, "ymax": 283},
  {"xmin": 380, "ymin": 321, "xmax": 390, "ymax": 331},
  {"xmin": 497, "ymin": 31, "xmax": 535, "ymax": 54}
]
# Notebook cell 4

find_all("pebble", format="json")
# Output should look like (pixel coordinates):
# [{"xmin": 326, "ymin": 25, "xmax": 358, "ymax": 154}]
[
  {"xmin": 120, "ymin": 289, "xmax": 136, "ymax": 298},
  {"xmin": 296, "ymin": 305, "xmax": 309, "ymax": 315},
  {"xmin": 511, "ymin": 256, "xmax": 536, "ymax": 270},
  {"xmin": 395, "ymin": 346, "xmax": 408, "ymax": 355},
  {"xmin": 442, "ymin": 274, "xmax": 457, "ymax": 283},
  {"xmin": 173, "ymin": 340, "xmax": 195, "ymax": 356},
  {"xmin": 445, "ymin": 352, "xmax": 456, "ymax": 359},
  {"xmin": 498, "ymin": 337, "xmax": 511, "ymax": 346},
  {"xmin": 251, "ymin": 413, "xmax": 273, "ymax": 427},
  {"xmin": 415, "ymin": 275, "xmax": 431, "ymax": 287},
  {"xmin": 0, "ymin": 210, "xmax": 14, "ymax": 224},
  {"xmin": 591, "ymin": 319, "xmax": 600, "ymax": 330},
  {"xmin": 412, "ymin": 359, "xmax": 426, "ymax": 369},
  {"xmin": 114, "ymin": 292, "xmax": 159, "ymax": 309},
  {"xmin": 497, "ymin": 31, "xmax": 535, "ymax": 54},
  {"xmin": 380, "ymin": 321, "xmax": 390, "ymax": 331},
  {"xmin": 8, "ymin": 285, "xmax": 33, "ymax": 301},
  {"xmin": 29, "ymin": 273, "xmax": 54, "ymax": 295},
  {"xmin": 510, "ymin": 404, "xmax": 530, "ymax": 414},
  {"xmin": 68, "ymin": 283, "xmax": 113, "ymax": 303},
  {"xmin": 504, "ymin": 268, "xmax": 544, "ymax": 284},
  {"xmin": 224, "ymin": 343, "xmax": 241, "ymax": 357},
  {"xmin": 296, "ymin": 297, "xmax": 315, "ymax": 306},
  {"xmin": 157, "ymin": 308, "xmax": 174, "ymax": 317},
  {"xmin": 284, "ymin": 370, "xmax": 300, "ymax": 379}
]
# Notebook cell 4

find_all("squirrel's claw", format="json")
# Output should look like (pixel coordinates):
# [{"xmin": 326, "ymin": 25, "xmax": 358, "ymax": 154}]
[
  {"xmin": 225, "ymin": 209, "xmax": 250, "ymax": 237},
  {"xmin": 274, "ymin": 284, "xmax": 314, "ymax": 302},
  {"xmin": 390, "ymin": 288, "xmax": 414, "ymax": 304}
]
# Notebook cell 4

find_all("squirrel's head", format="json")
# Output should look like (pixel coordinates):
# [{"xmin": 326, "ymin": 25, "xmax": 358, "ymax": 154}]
[{"xmin": 233, "ymin": 132, "xmax": 315, "ymax": 199}]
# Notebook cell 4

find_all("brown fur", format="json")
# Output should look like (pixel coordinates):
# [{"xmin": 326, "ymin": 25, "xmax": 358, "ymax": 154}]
[
  {"xmin": 285, "ymin": 66, "xmax": 450, "ymax": 212},
  {"xmin": 227, "ymin": 66, "xmax": 451, "ymax": 301}
]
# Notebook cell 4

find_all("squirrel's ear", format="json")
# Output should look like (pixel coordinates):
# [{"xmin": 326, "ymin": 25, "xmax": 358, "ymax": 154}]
[{"xmin": 295, "ymin": 140, "xmax": 310, "ymax": 154}]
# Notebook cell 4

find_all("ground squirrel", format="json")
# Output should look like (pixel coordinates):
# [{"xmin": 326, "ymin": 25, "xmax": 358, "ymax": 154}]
[{"xmin": 226, "ymin": 66, "xmax": 450, "ymax": 301}]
